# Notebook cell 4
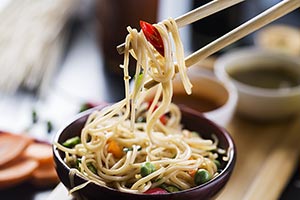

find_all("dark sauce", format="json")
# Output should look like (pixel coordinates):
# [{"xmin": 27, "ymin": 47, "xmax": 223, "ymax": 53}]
[
  {"xmin": 172, "ymin": 93, "xmax": 221, "ymax": 112},
  {"xmin": 228, "ymin": 66, "xmax": 300, "ymax": 89}
]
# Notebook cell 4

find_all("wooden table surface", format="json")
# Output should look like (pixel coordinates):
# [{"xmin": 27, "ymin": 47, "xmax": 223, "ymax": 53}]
[{"xmin": 216, "ymin": 113, "xmax": 300, "ymax": 200}]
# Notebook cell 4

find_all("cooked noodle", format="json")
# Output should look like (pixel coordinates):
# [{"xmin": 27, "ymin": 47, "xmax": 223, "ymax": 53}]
[{"xmin": 56, "ymin": 18, "xmax": 224, "ymax": 194}]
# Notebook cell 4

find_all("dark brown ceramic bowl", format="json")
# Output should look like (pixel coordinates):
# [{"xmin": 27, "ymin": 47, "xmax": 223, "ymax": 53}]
[{"xmin": 53, "ymin": 105, "xmax": 236, "ymax": 200}]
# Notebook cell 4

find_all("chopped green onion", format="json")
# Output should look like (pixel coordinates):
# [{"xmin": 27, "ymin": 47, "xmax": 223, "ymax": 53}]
[
  {"xmin": 46, "ymin": 120, "xmax": 53, "ymax": 133},
  {"xmin": 63, "ymin": 136, "xmax": 81, "ymax": 148},
  {"xmin": 134, "ymin": 73, "xmax": 144, "ymax": 90},
  {"xmin": 87, "ymin": 162, "xmax": 97, "ymax": 174},
  {"xmin": 136, "ymin": 116, "xmax": 146, "ymax": 123},
  {"xmin": 32, "ymin": 109, "xmax": 38, "ymax": 124}
]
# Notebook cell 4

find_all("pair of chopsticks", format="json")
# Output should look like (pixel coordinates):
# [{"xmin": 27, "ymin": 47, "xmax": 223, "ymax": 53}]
[
  {"xmin": 116, "ymin": 0, "xmax": 245, "ymax": 54},
  {"xmin": 117, "ymin": 0, "xmax": 300, "ymax": 89}
]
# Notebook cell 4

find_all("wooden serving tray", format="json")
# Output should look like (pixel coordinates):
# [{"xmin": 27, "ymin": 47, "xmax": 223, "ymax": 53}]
[{"xmin": 216, "ymin": 114, "xmax": 300, "ymax": 200}]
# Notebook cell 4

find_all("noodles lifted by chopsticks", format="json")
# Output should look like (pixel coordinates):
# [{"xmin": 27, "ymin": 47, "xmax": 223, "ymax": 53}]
[{"xmin": 56, "ymin": 18, "xmax": 223, "ymax": 194}]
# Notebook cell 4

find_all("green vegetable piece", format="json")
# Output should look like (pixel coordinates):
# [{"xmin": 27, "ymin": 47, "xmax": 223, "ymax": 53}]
[
  {"xmin": 194, "ymin": 169, "xmax": 211, "ymax": 186},
  {"xmin": 141, "ymin": 162, "xmax": 156, "ymax": 177},
  {"xmin": 123, "ymin": 145, "xmax": 142, "ymax": 153},
  {"xmin": 213, "ymin": 160, "xmax": 221, "ymax": 169},
  {"xmin": 63, "ymin": 136, "xmax": 81, "ymax": 148},
  {"xmin": 134, "ymin": 73, "xmax": 144, "ymax": 90},
  {"xmin": 32, "ymin": 109, "xmax": 38, "ymax": 124},
  {"xmin": 87, "ymin": 162, "xmax": 97, "ymax": 174},
  {"xmin": 123, "ymin": 147, "xmax": 131, "ymax": 152},
  {"xmin": 161, "ymin": 184, "xmax": 180, "ymax": 193},
  {"xmin": 47, "ymin": 120, "xmax": 53, "ymax": 133},
  {"xmin": 79, "ymin": 102, "xmax": 94, "ymax": 113},
  {"xmin": 136, "ymin": 116, "xmax": 146, "ymax": 123},
  {"xmin": 76, "ymin": 158, "xmax": 82, "ymax": 167}
]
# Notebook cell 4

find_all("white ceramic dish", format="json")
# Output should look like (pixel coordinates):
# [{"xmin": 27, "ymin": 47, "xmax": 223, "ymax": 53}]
[{"xmin": 214, "ymin": 47, "xmax": 300, "ymax": 121}]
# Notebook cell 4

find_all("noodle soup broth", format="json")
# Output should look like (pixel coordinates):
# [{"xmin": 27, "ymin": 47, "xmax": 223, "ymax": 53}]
[{"xmin": 215, "ymin": 48, "xmax": 300, "ymax": 120}]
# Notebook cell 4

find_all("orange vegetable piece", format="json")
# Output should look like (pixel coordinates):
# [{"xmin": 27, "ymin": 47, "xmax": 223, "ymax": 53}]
[
  {"xmin": 188, "ymin": 169, "xmax": 197, "ymax": 177},
  {"xmin": 107, "ymin": 140, "xmax": 123, "ymax": 159}
]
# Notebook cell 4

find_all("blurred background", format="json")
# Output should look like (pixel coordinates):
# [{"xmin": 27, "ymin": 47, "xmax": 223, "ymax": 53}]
[{"xmin": 0, "ymin": 0, "xmax": 299, "ymax": 199}]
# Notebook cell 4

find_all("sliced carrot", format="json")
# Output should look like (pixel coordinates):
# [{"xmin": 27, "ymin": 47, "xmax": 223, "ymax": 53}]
[
  {"xmin": 0, "ymin": 157, "xmax": 38, "ymax": 189},
  {"xmin": 24, "ymin": 142, "xmax": 53, "ymax": 165},
  {"xmin": 31, "ymin": 164, "xmax": 59, "ymax": 187},
  {"xmin": 188, "ymin": 169, "xmax": 197, "ymax": 177},
  {"xmin": 107, "ymin": 140, "xmax": 123, "ymax": 159},
  {"xmin": 0, "ymin": 133, "xmax": 33, "ymax": 166}
]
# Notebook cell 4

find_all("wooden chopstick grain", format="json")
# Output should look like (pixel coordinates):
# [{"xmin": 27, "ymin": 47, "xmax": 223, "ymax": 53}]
[{"xmin": 175, "ymin": 0, "xmax": 244, "ymax": 28}]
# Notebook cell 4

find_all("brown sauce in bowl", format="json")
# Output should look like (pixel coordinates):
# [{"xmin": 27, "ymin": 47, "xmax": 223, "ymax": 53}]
[
  {"xmin": 172, "ymin": 93, "xmax": 221, "ymax": 113},
  {"xmin": 228, "ymin": 66, "xmax": 300, "ymax": 89}
]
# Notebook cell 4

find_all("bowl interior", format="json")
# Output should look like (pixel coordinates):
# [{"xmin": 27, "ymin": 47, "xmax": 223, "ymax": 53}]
[
  {"xmin": 172, "ymin": 74, "xmax": 229, "ymax": 112},
  {"xmin": 215, "ymin": 48, "xmax": 300, "ymax": 96},
  {"xmin": 53, "ymin": 106, "xmax": 236, "ymax": 200},
  {"xmin": 172, "ymin": 70, "xmax": 238, "ymax": 127},
  {"xmin": 215, "ymin": 48, "xmax": 300, "ymax": 120}
]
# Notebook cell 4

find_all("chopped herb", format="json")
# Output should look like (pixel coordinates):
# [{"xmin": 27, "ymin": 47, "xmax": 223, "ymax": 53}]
[
  {"xmin": 134, "ymin": 73, "xmax": 144, "ymax": 90},
  {"xmin": 136, "ymin": 116, "xmax": 146, "ymax": 123},
  {"xmin": 32, "ymin": 109, "xmax": 38, "ymax": 124},
  {"xmin": 87, "ymin": 162, "xmax": 97, "ymax": 174},
  {"xmin": 46, "ymin": 120, "xmax": 53, "ymax": 133},
  {"xmin": 76, "ymin": 158, "xmax": 82, "ymax": 167}
]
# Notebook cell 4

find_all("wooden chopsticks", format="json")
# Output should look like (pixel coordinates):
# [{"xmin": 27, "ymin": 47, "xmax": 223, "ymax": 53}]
[
  {"xmin": 116, "ymin": 0, "xmax": 245, "ymax": 54},
  {"xmin": 144, "ymin": 0, "xmax": 300, "ymax": 89}
]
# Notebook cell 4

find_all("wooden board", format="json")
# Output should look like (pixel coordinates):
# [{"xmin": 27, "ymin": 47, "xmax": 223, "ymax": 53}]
[{"xmin": 216, "ymin": 114, "xmax": 300, "ymax": 200}]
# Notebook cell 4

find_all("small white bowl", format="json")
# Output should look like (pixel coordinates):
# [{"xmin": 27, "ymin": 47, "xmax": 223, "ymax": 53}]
[
  {"xmin": 172, "ymin": 68, "xmax": 238, "ymax": 127},
  {"xmin": 214, "ymin": 47, "xmax": 300, "ymax": 121}
]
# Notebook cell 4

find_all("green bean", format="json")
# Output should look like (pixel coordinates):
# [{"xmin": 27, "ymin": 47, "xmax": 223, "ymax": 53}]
[{"xmin": 63, "ymin": 136, "xmax": 81, "ymax": 148}]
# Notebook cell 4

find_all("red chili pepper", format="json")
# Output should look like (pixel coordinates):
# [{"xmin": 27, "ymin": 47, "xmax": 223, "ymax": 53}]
[
  {"xmin": 140, "ymin": 20, "xmax": 164, "ymax": 56},
  {"xmin": 144, "ymin": 188, "xmax": 168, "ymax": 194},
  {"xmin": 147, "ymin": 100, "xmax": 168, "ymax": 125}
]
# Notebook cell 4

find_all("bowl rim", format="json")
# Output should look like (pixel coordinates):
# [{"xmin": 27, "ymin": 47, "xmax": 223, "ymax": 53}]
[
  {"xmin": 53, "ymin": 104, "xmax": 236, "ymax": 196},
  {"xmin": 215, "ymin": 47, "xmax": 300, "ymax": 98},
  {"xmin": 174, "ymin": 68, "xmax": 238, "ymax": 127}
]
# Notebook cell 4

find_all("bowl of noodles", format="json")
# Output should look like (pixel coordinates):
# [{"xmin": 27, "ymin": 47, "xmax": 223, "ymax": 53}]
[
  {"xmin": 53, "ymin": 18, "xmax": 236, "ymax": 199},
  {"xmin": 53, "ymin": 104, "xmax": 236, "ymax": 200}
]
